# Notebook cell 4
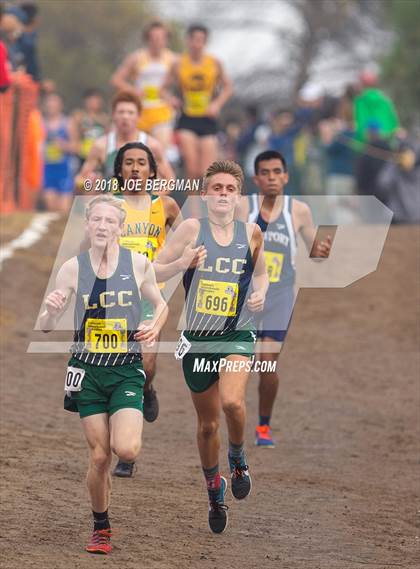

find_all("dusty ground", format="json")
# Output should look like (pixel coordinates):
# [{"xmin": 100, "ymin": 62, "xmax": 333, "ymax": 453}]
[{"xmin": 0, "ymin": 216, "xmax": 418, "ymax": 569}]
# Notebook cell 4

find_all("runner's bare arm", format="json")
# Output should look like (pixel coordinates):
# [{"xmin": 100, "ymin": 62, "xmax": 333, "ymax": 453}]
[
  {"xmin": 146, "ymin": 136, "xmax": 175, "ymax": 181},
  {"xmin": 207, "ymin": 61, "xmax": 233, "ymax": 118},
  {"xmin": 155, "ymin": 218, "xmax": 200, "ymax": 263},
  {"xmin": 162, "ymin": 195, "xmax": 183, "ymax": 230},
  {"xmin": 160, "ymin": 59, "xmax": 182, "ymax": 110},
  {"xmin": 110, "ymin": 52, "xmax": 141, "ymax": 96},
  {"xmin": 67, "ymin": 114, "xmax": 80, "ymax": 155},
  {"xmin": 132, "ymin": 256, "xmax": 168, "ymax": 345},
  {"xmin": 40, "ymin": 258, "xmax": 77, "ymax": 332},
  {"xmin": 153, "ymin": 218, "xmax": 206, "ymax": 282},
  {"xmin": 70, "ymin": 110, "xmax": 87, "ymax": 157},
  {"xmin": 295, "ymin": 200, "xmax": 332, "ymax": 258},
  {"xmin": 75, "ymin": 137, "xmax": 105, "ymax": 191},
  {"xmin": 247, "ymin": 223, "xmax": 269, "ymax": 312}
]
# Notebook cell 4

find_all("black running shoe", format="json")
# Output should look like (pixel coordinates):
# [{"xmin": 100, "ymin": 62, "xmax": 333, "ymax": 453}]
[
  {"xmin": 229, "ymin": 454, "xmax": 252, "ymax": 500},
  {"xmin": 143, "ymin": 386, "xmax": 159, "ymax": 423},
  {"xmin": 112, "ymin": 460, "xmax": 135, "ymax": 478},
  {"xmin": 208, "ymin": 476, "xmax": 228, "ymax": 534}
]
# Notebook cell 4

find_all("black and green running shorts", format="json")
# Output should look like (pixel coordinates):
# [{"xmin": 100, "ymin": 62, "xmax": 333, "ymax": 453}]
[{"xmin": 64, "ymin": 356, "xmax": 146, "ymax": 418}]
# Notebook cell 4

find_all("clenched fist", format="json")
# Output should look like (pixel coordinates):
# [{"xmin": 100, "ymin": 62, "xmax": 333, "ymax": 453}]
[{"xmin": 45, "ymin": 290, "xmax": 67, "ymax": 316}]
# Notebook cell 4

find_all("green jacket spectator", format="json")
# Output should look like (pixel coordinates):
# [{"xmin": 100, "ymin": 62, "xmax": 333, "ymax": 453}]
[{"xmin": 354, "ymin": 85, "xmax": 399, "ymax": 143}]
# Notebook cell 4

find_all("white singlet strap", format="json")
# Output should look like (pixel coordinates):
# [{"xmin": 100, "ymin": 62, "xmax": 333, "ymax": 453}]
[
  {"xmin": 138, "ymin": 131, "xmax": 148, "ymax": 145},
  {"xmin": 283, "ymin": 196, "xmax": 297, "ymax": 267},
  {"xmin": 248, "ymin": 194, "xmax": 259, "ymax": 223},
  {"xmin": 106, "ymin": 131, "xmax": 117, "ymax": 154}
]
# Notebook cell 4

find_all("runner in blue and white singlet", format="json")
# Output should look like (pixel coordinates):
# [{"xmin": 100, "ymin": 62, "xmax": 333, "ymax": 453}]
[
  {"xmin": 238, "ymin": 149, "xmax": 332, "ymax": 448},
  {"xmin": 248, "ymin": 193, "xmax": 296, "ymax": 342}
]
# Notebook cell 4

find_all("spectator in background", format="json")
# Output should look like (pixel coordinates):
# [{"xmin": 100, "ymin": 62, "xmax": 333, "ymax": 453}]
[
  {"xmin": 0, "ymin": 6, "xmax": 24, "ymax": 72},
  {"xmin": 236, "ymin": 105, "xmax": 264, "ymax": 180},
  {"xmin": 353, "ymin": 71, "xmax": 399, "ymax": 143},
  {"xmin": 337, "ymin": 84, "xmax": 358, "ymax": 125},
  {"xmin": 16, "ymin": 2, "xmax": 40, "ymax": 82},
  {"xmin": 71, "ymin": 88, "xmax": 109, "ymax": 168},
  {"xmin": 0, "ymin": 3, "xmax": 11, "ymax": 92},
  {"xmin": 295, "ymin": 83, "xmax": 323, "ymax": 127},
  {"xmin": 0, "ymin": 39, "xmax": 10, "ymax": 91},
  {"xmin": 319, "ymin": 116, "xmax": 358, "ymax": 223},
  {"xmin": 377, "ymin": 141, "xmax": 420, "ymax": 224},
  {"xmin": 267, "ymin": 109, "xmax": 308, "ymax": 195},
  {"xmin": 295, "ymin": 84, "xmax": 326, "ymax": 195},
  {"xmin": 355, "ymin": 119, "xmax": 392, "ymax": 219},
  {"xmin": 219, "ymin": 119, "xmax": 241, "ymax": 162},
  {"xmin": 267, "ymin": 110, "xmax": 297, "ymax": 171},
  {"xmin": 265, "ymin": 86, "xmax": 325, "ymax": 196},
  {"xmin": 40, "ymin": 77, "xmax": 57, "ymax": 95},
  {"xmin": 0, "ymin": 3, "xmax": 40, "ymax": 82},
  {"xmin": 42, "ymin": 92, "xmax": 76, "ymax": 213}
]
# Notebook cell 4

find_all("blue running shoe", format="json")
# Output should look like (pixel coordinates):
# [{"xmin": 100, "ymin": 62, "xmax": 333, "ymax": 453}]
[
  {"xmin": 229, "ymin": 453, "xmax": 252, "ymax": 500},
  {"xmin": 208, "ymin": 476, "xmax": 228, "ymax": 534},
  {"xmin": 255, "ymin": 425, "xmax": 275, "ymax": 448}
]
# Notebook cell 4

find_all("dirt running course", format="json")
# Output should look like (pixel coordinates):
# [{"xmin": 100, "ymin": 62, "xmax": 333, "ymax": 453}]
[{"xmin": 0, "ymin": 216, "xmax": 418, "ymax": 569}]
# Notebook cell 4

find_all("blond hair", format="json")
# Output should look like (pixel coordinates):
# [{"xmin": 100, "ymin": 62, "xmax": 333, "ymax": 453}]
[
  {"xmin": 85, "ymin": 196, "xmax": 126, "ymax": 225},
  {"xmin": 203, "ymin": 160, "xmax": 244, "ymax": 192}
]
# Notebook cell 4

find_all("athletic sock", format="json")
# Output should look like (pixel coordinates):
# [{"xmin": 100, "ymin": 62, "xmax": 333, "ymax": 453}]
[
  {"xmin": 202, "ymin": 464, "xmax": 221, "ymax": 503},
  {"xmin": 259, "ymin": 415, "xmax": 270, "ymax": 426},
  {"xmin": 93, "ymin": 509, "xmax": 110, "ymax": 531},
  {"xmin": 228, "ymin": 440, "xmax": 245, "ymax": 461}
]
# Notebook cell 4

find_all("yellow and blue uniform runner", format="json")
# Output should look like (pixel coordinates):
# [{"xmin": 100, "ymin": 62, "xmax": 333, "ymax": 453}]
[{"xmin": 176, "ymin": 53, "xmax": 219, "ymax": 137}]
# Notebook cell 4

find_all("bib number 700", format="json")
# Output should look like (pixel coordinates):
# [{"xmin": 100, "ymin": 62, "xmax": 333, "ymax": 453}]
[{"xmin": 64, "ymin": 366, "xmax": 86, "ymax": 392}]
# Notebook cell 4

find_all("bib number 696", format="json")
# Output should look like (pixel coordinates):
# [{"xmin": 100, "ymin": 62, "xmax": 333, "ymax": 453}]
[{"xmin": 64, "ymin": 366, "xmax": 86, "ymax": 392}]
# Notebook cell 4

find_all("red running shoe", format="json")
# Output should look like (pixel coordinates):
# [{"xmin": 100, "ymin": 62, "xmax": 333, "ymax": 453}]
[{"xmin": 85, "ymin": 528, "xmax": 112, "ymax": 555}]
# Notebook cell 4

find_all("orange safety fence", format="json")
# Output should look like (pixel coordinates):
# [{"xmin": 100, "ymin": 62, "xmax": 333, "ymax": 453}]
[{"xmin": 0, "ymin": 73, "xmax": 43, "ymax": 213}]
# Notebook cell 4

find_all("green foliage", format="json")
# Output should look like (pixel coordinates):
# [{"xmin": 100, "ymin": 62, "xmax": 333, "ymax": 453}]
[
  {"xmin": 37, "ymin": 0, "xmax": 155, "ymax": 109},
  {"xmin": 381, "ymin": 0, "xmax": 420, "ymax": 124}
]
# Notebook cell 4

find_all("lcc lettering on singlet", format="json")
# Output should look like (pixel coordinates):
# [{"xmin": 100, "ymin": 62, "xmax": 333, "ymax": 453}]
[
  {"xmin": 198, "ymin": 257, "xmax": 246, "ymax": 275},
  {"xmin": 83, "ymin": 290, "xmax": 133, "ymax": 310}
]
